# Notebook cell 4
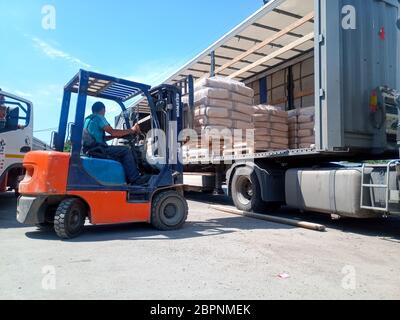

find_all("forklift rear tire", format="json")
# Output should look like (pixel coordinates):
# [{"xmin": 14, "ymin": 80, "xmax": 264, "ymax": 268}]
[
  {"xmin": 151, "ymin": 191, "xmax": 188, "ymax": 231},
  {"xmin": 54, "ymin": 198, "xmax": 87, "ymax": 239}
]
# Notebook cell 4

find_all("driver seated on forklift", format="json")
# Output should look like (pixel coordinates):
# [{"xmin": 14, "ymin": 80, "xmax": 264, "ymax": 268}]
[{"xmin": 83, "ymin": 101, "xmax": 149, "ymax": 186}]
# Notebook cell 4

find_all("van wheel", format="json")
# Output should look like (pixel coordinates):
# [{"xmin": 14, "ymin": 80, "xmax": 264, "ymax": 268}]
[
  {"xmin": 151, "ymin": 191, "xmax": 188, "ymax": 231},
  {"xmin": 231, "ymin": 167, "xmax": 265, "ymax": 212},
  {"xmin": 54, "ymin": 198, "xmax": 87, "ymax": 239}
]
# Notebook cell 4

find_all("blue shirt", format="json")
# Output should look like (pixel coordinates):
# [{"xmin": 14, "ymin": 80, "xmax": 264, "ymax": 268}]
[{"xmin": 84, "ymin": 114, "xmax": 110, "ymax": 144}]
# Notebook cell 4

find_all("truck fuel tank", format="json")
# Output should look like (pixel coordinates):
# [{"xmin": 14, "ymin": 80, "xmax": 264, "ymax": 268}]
[{"xmin": 285, "ymin": 165, "xmax": 400, "ymax": 218}]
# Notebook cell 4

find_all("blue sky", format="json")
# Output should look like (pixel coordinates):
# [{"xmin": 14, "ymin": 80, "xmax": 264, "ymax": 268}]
[{"xmin": 0, "ymin": 0, "xmax": 262, "ymax": 142}]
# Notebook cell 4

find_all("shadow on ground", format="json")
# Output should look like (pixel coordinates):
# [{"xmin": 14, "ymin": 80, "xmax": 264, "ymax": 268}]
[
  {"xmin": 2, "ymin": 191, "xmax": 399, "ymax": 242},
  {"xmin": 274, "ymin": 206, "xmax": 400, "ymax": 242},
  {"xmin": 186, "ymin": 192, "xmax": 400, "ymax": 242},
  {"xmin": 25, "ymin": 215, "xmax": 292, "ymax": 242},
  {"xmin": 0, "ymin": 193, "xmax": 23, "ymax": 229}
]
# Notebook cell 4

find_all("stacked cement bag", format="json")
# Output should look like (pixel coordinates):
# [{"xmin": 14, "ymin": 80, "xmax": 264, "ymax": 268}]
[
  {"xmin": 288, "ymin": 107, "xmax": 315, "ymax": 149},
  {"xmin": 252, "ymin": 105, "xmax": 289, "ymax": 151},
  {"xmin": 288, "ymin": 110, "xmax": 298, "ymax": 149},
  {"xmin": 182, "ymin": 136, "xmax": 233, "ymax": 161},
  {"xmin": 182, "ymin": 142, "xmax": 212, "ymax": 161},
  {"xmin": 193, "ymin": 77, "xmax": 255, "ymax": 137}
]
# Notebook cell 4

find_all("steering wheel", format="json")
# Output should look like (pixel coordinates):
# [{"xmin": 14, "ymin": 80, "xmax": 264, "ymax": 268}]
[
  {"xmin": 137, "ymin": 132, "xmax": 146, "ymax": 144},
  {"xmin": 121, "ymin": 133, "xmax": 136, "ymax": 142},
  {"xmin": 121, "ymin": 131, "xmax": 147, "ymax": 146}
]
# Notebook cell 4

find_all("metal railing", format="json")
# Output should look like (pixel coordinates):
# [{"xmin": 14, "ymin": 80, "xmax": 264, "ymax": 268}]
[{"xmin": 360, "ymin": 160, "xmax": 399, "ymax": 213}]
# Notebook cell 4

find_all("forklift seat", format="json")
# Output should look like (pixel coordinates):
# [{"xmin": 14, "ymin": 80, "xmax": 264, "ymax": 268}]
[{"xmin": 81, "ymin": 157, "xmax": 126, "ymax": 185}]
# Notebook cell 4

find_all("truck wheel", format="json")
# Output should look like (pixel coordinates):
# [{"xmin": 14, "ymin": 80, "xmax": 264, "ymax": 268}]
[
  {"xmin": 231, "ymin": 167, "xmax": 265, "ymax": 212},
  {"xmin": 151, "ymin": 191, "xmax": 188, "ymax": 231},
  {"xmin": 54, "ymin": 198, "xmax": 87, "ymax": 239}
]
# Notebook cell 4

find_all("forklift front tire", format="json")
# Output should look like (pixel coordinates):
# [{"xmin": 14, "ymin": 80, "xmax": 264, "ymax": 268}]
[
  {"xmin": 151, "ymin": 191, "xmax": 188, "ymax": 231},
  {"xmin": 54, "ymin": 198, "xmax": 87, "ymax": 239}
]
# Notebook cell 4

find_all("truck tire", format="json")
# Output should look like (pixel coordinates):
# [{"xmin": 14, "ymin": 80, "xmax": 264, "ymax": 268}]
[
  {"xmin": 231, "ymin": 167, "xmax": 265, "ymax": 212},
  {"xmin": 54, "ymin": 198, "xmax": 87, "ymax": 239},
  {"xmin": 151, "ymin": 190, "xmax": 188, "ymax": 231}
]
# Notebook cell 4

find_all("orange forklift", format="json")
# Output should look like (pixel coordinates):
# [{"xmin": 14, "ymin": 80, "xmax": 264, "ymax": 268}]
[{"xmin": 17, "ymin": 70, "xmax": 191, "ymax": 239}]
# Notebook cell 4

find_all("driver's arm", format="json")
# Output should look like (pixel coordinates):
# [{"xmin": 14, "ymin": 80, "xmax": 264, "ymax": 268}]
[{"xmin": 103, "ymin": 123, "xmax": 141, "ymax": 139}]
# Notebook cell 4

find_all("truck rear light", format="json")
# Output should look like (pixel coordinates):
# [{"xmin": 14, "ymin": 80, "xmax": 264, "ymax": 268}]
[
  {"xmin": 379, "ymin": 27, "xmax": 385, "ymax": 40},
  {"xmin": 370, "ymin": 90, "xmax": 378, "ymax": 113}
]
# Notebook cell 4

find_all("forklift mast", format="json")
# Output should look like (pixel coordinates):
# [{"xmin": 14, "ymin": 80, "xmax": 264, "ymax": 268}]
[{"xmin": 51, "ymin": 69, "xmax": 188, "ymax": 191}]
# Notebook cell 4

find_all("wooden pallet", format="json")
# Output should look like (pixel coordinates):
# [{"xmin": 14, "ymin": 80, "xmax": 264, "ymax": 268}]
[
  {"xmin": 223, "ymin": 147, "xmax": 255, "ymax": 157},
  {"xmin": 254, "ymin": 148, "xmax": 289, "ymax": 153}
]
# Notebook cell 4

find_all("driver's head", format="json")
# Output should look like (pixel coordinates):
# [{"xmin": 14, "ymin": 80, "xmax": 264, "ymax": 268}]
[{"xmin": 92, "ymin": 101, "xmax": 106, "ymax": 116}]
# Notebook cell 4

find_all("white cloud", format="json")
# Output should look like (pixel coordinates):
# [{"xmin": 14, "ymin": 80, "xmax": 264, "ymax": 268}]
[
  {"xmin": 32, "ymin": 37, "xmax": 91, "ymax": 69},
  {"xmin": 125, "ymin": 59, "xmax": 188, "ymax": 86},
  {"xmin": 0, "ymin": 87, "xmax": 33, "ymax": 99},
  {"xmin": 14, "ymin": 90, "xmax": 33, "ymax": 98},
  {"xmin": 0, "ymin": 85, "xmax": 10, "ymax": 92}
]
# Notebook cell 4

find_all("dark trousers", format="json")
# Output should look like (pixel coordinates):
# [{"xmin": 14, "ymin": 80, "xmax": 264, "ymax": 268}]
[{"xmin": 103, "ymin": 146, "xmax": 140, "ymax": 184}]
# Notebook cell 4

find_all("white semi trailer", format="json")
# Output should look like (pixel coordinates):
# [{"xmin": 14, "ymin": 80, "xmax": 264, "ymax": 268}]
[{"xmin": 119, "ymin": 0, "xmax": 400, "ymax": 219}]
